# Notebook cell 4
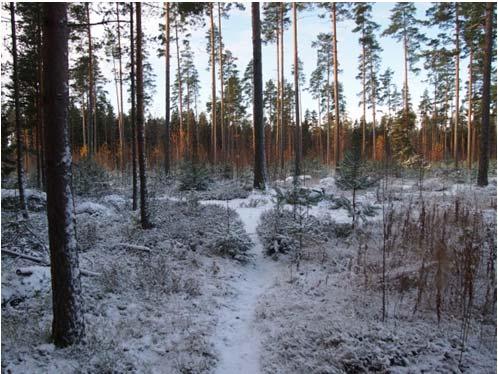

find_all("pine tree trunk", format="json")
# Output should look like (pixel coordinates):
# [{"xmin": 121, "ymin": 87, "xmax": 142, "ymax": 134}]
[
  {"xmin": 332, "ymin": 4, "xmax": 340, "ymax": 168},
  {"xmin": 279, "ymin": 3, "xmax": 285, "ymax": 172},
  {"xmin": 218, "ymin": 3, "xmax": 225, "ymax": 164},
  {"xmin": 477, "ymin": 2, "xmax": 494, "ymax": 186},
  {"xmin": 136, "ymin": 3, "xmax": 152, "ymax": 227},
  {"xmin": 130, "ymin": 3, "xmax": 137, "ymax": 210},
  {"xmin": 210, "ymin": 4, "xmax": 217, "ymax": 164},
  {"xmin": 42, "ymin": 2, "xmax": 85, "ymax": 346},
  {"xmin": 175, "ymin": 20, "xmax": 184, "ymax": 160},
  {"xmin": 85, "ymin": 3, "xmax": 95, "ymax": 156},
  {"xmin": 454, "ymin": 4, "xmax": 460, "ymax": 167},
  {"xmin": 116, "ymin": 2, "xmax": 125, "ymax": 175},
  {"xmin": 10, "ymin": 2, "xmax": 28, "ymax": 219},
  {"xmin": 326, "ymin": 45, "xmax": 331, "ymax": 165},
  {"xmin": 36, "ymin": 10, "xmax": 46, "ymax": 190},
  {"xmin": 276, "ymin": 26, "xmax": 281, "ymax": 170},
  {"xmin": 292, "ymin": 3, "xmax": 301, "ymax": 177},
  {"xmin": 252, "ymin": 3, "xmax": 266, "ymax": 190},
  {"xmin": 371, "ymin": 63, "xmax": 377, "ymax": 161},
  {"xmin": 467, "ymin": 49, "xmax": 473, "ymax": 170},
  {"xmin": 362, "ymin": 36, "xmax": 366, "ymax": 159},
  {"xmin": 164, "ymin": 3, "xmax": 170, "ymax": 175}
]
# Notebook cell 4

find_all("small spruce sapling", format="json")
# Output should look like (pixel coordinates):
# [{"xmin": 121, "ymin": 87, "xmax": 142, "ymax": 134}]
[{"xmin": 335, "ymin": 128, "xmax": 379, "ymax": 228}]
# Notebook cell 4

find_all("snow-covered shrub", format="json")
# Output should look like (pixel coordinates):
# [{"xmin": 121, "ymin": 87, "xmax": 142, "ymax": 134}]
[
  {"xmin": 76, "ymin": 218, "xmax": 98, "ymax": 252},
  {"xmin": 1, "ymin": 189, "xmax": 46, "ymax": 211},
  {"xmin": 73, "ymin": 158, "xmax": 110, "ymax": 196},
  {"xmin": 206, "ymin": 225, "xmax": 253, "ymax": 262},
  {"xmin": 199, "ymin": 179, "xmax": 251, "ymax": 200}
]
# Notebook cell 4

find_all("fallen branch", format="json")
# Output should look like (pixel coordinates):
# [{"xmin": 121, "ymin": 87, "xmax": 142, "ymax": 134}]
[
  {"xmin": 112, "ymin": 243, "xmax": 152, "ymax": 253},
  {"xmin": 2, "ymin": 249, "xmax": 100, "ymax": 277}
]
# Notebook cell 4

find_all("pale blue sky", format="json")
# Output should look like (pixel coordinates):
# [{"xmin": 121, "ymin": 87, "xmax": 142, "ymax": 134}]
[{"xmin": 127, "ymin": 2, "xmax": 459, "ymax": 125}]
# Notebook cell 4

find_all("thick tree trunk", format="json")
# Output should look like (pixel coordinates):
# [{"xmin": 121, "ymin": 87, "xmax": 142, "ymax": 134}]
[
  {"xmin": 454, "ymin": 3, "xmax": 460, "ymax": 167},
  {"xmin": 10, "ymin": 3, "xmax": 28, "ymax": 219},
  {"xmin": 164, "ymin": 3, "xmax": 170, "ymax": 175},
  {"xmin": 136, "ymin": 3, "xmax": 152, "ymax": 227},
  {"xmin": 477, "ymin": 2, "xmax": 494, "ymax": 186},
  {"xmin": 252, "ymin": 3, "xmax": 266, "ymax": 190},
  {"xmin": 42, "ymin": 2, "xmax": 85, "ymax": 347},
  {"xmin": 332, "ymin": 4, "xmax": 340, "ymax": 168},
  {"xmin": 292, "ymin": 3, "xmax": 301, "ymax": 177},
  {"xmin": 85, "ymin": 3, "xmax": 95, "ymax": 156},
  {"xmin": 130, "ymin": 3, "xmax": 137, "ymax": 210}
]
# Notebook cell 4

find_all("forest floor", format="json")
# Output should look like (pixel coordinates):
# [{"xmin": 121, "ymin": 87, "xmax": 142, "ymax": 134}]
[{"xmin": 1, "ymin": 168, "xmax": 497, "ymax": 373}]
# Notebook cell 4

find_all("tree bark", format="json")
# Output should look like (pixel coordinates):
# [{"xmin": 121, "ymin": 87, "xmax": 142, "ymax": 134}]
[
  {"xmin": 252, "ymin": 3, "xmax": 266, "ymax": 190},
  {"xmin": 292, "ymin": 3, "xmax": 301, "ymax": 177},
  {"xmin": 116, "ymin": 2, "xmax": 125, "ymax": 175},
  {"xmin": 371, "ymin": 62, "xmax": 377, "ymax": 161},
  {"xmin": 85, "ymin": 3, "xmax": 95, "ymax": 156},
  {"xmin": 332, "ymin": 4, "xmax": 340, "ymax": 168},
  {"xmin": 218, "ymin": 3, "xmax": 225, "ymax": 163},
  {"xmin": 135, "ymin": 3, "xmax": 152, "ymax": 227},
  {"xmin": 164, "ymin": 3, "xmax": 171, "ymax": 175},
  {"xmin": 10, "ymin": 2, "xmax": 28, "ymax": 219},
  {"xmin": 279, "ymin": 3, "xmax": 285, "ymax": 171},
  {"xmin": 477, "ymin": 2, "xmax": 494, "ymax": 186},
  {"xmin": 210, "ymin": 4, "xmax": 217, "ymax": 164},
  {"xmin": 42, "ymin": 2, "xmax": 85, "ymax": 346},
  {"xmin": 129, "ymin": 3, "xmax": 137, "ymax": 210},
  {"xmin": 175, "ymin": 20, "xmax": 184, "ymax": 160},
  {"xmin": 454, "ymin": 3, "xmax": 460, "ymax": 167},
  {"xmin": 362, "ymin": 34, "xmax": 367, "ymax": 159},
  {"xmin": 467, "ymin": 49, "xmax": 473, "ymax": 169}
]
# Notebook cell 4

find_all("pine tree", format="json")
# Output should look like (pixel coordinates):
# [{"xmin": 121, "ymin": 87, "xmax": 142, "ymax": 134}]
[
  {"xmin": 42, "ymin": 2, "xmax": 85, "ymax": 346},
  {"xmin": 252, "ymin": 2, "xmax": 266, "ymax": 190}
]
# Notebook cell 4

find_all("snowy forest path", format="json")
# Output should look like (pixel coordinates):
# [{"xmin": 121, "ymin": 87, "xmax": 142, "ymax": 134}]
[{"xmin": 201, "ymin": 194, "xmax": 278, "ymax": 374}]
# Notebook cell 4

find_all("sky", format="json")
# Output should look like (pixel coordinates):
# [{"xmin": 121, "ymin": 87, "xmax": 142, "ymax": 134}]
[{"xmin": 2, "ymin": 2, "xmax": 467, "ymax": 126}]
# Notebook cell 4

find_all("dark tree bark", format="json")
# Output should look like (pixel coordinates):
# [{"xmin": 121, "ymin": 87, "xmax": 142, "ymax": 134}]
[
  {"xmin": 477, "ymin": 2, "xmax": 494, "ymax": 186},
  {"xmin": 42, "ymin": 2, "xmax": 85, "ymax": 347},
  {"xmin": 130, "ymin": 3, "xmax": 138, "ymax": 210},
  {"xmin": 252, "ymin": 2, "xmax": 266, "ymax": 190},
  {"xmin": 279, "ymin": 3, "xmax": 285, "ymax": 171},
  {"xmin": 135, "ymin": 3, "xmax": 152, "ymax": 227},
  {"xmin": 210, "ymin": 4, "xmax": 217, "ymax": 164},
  {"xmin": 10, "ymin": 2, "xmax": 28, "ymax": 219},
  {"xmin": 332, "ymin": 4, "xmax": 340, "ymax": 168},
  {"xmin": 85, "ymin": 3, "xmax": 95, "ymax": 156},
  {"xmin": 292, "ymin": 3, "xmax": 301, "ymax": 177},
  {"xmin": 164, "ymin": 3, "xmax": 171, "ymax": 175}
]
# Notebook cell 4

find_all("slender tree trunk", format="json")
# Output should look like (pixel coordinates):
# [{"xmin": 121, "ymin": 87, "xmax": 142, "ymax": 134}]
[
  {"xmin": 276, "ymin": 26, "xmax": 281, "ymax": 170},
  {"xmin": 326, "ymin": 45, "xmax": 331, "ymax": 165},
  {"xmin": 10, "ymin": 3, "xmax": 28, "ymax": 218},
  {"xmin": 210, "ymin": 4, "xmax": 217, "ymax": 164},
  {"xmin": 403, "ymin": 30, "xmax": 409, "ymax": 127},
  {"xmin": 175, "ymin": 20, "xmax": 184, "ymax": 160},
  {"xmin": 36, "ymin": 10, "xmax": 46, "ymax": 190},
  {"xmin": 332, "ymin": 4, "xmax": 340, "ymax": 168},
  {"xmin": 218, "ymin": 3, "xmax": 225, "ymax": 163},
  {"xmin": 362, "ymin": 36, "xmax": 366, "ymax": 159},
  {"xmin": 116, "ymin": 2, "xmax": 125, "ymax": 174},
  {"xmin": 85, "ymin": 3, "xmax": 95, "ymax": 156},
  {"xmin": 164, "ymin": 3, "xmax": 171, "ymax": 174},
  {"xmin": 136, "ymin": 3, "xmax": 151, "ymax": 227},
  {"xmin": 467, "ymin": 49, "xmax": 473, "ymax": 170},
  {"xmin": 252, "ymin": 3, "xmax": 266, "ymax": 190},
  {"xmin": 130, "ymin": 3, "xmax": 137, "ymax": 210},
  {"xmin": 477, "ymin": 2, "xmax": 494, "ymax": 186},
  {"xmin": 42, "ymin": 2, "xmax": 85, "ymax": 346},
  {"xmin": 454, "ymin": 3, "xmax": 460, "ymax": 167},
  {"xmin": 279, "ymin": 3, "xmax": 285, "ymax": 171},
  {"xmin": 292, "ymin": 3, "xmax": 301, "ymax": 177},
  {"xmin": 371, "ymin": 63, "xmax": 377, "ymax": 161}
]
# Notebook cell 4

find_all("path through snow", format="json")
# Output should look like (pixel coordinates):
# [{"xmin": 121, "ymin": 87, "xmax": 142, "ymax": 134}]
[{"xmin": 201, "ymin": 194, "xmax": 278, "ymax": 374}]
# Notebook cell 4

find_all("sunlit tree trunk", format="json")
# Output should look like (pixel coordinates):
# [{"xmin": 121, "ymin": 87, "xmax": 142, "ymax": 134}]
[
  {"xmin": 332, "ymin": 4, "xmax": 340, "ymax": 168},
  {"xmin": 130, "ymin": 3, "xmax": 137, "ymax": 210},
  {"xmin": 164, "ymin": 2, "xmax": 171, "ymax": 174},
  {"xmin": 210, "ymin": 4, "xmax": 217, "ymax": 164}
]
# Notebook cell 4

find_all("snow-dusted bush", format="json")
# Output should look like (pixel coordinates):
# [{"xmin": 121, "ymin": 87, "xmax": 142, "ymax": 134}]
[
  {"xmin": 1, "ymin": 189, "xmax": 46, "ymax": 211},
  {"xmin": 72, "ymin": 158, "xmax": 111, "ymax": 196}
]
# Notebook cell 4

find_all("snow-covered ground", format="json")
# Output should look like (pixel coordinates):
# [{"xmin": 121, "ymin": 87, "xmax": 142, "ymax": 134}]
[{"xmin": 1, "ymin": 173, "xmax": 496, "ymax": 373}]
